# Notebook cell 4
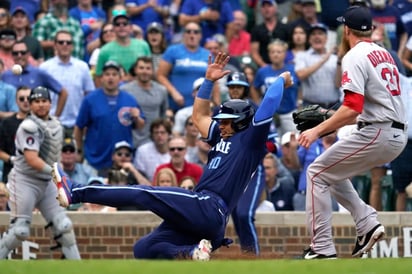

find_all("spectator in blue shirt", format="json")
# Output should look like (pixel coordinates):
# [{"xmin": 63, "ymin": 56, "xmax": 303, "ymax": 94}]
[{"xmin": 1, "ymin": 41, "xmax": 68, "ymax": 117}]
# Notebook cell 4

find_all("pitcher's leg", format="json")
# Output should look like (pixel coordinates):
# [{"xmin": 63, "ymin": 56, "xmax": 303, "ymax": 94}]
[
  {"xmin": 306, "ymin": 163, "xmax": 335, "ymax": 256},
  {"xmin": 330, "ymin": 180, "xmax": 379, "ymax": 235}
]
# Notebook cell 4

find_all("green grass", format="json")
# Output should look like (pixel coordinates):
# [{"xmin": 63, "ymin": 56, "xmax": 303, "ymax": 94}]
[{"xmin": 1, "ymin": 259, "xmax": 412, "ymax": 274}]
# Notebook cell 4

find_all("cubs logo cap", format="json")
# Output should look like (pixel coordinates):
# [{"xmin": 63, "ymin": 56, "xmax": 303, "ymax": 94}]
[{"xmin": 337, "ymin": 6, "xmax": 372, "ymax": 31}]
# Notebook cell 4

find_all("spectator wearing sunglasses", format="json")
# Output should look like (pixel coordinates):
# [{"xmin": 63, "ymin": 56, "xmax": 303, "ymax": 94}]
[
  {"xmin": 32, "ymin": 0, "xmax": 84, "ymax": 60},
  {"xmin": 39, "ymin": 30, "xmax": 95, "ymax": 138},
  {"xmin": 0, "ymin": 29, "xmax": 17, "ymax": 70},
  {"xmin": 60, "ymin": 138, "xmax": 96, "ymax": 187},
  {"xmin": 0, "ymin": 86, "xmax": 30, "ymax": 182},
  {"xmin": 0, "ymin": 28, "xmax": 36, "ymax": 70},
  {"xmin": 1, "ymin": 41, "xmax": 68, "ymax": 118},
  {"xmin": 157, "ymin": 22, "xmax": 210, "ymax": 111},
  {"xmin": 178, "ymin": 0, "xmax": 235, "ymax": 46},
  {"xmin": 108, "ymin": 141, "xmax": 150, "ymax": 187},
  {"xmin": 10, "ymin": 6, "xmax": 44, "ymax": 65},
  {"xmin": 152, "ymin": 136, "xmax": 203, "ymax": 185},
  {"xmin": 94, "ymin": 8, "xmax": 151, "ymax": 87}
]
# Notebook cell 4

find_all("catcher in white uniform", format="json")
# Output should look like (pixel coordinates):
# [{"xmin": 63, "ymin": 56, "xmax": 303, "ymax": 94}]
[
  {"xmin": 298, "ymin": 6, "xmax": 407, "ymax": 259},
  {"xmin": 0, "ymin": 87, "xmax": 80, "ymax": 259}
]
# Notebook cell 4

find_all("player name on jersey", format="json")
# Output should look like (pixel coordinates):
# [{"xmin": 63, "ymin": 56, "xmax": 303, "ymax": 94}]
[
  {"xmin": 211, "ymin": 140, "xmax": 232, "ymax": 154},
  {"xmin": 367, "ymin": 49, "xmax": 396, "ymax": 68}
]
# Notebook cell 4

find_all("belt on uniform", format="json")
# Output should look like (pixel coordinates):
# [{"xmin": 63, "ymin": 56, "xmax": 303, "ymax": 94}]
[{"xmin": 357, "ymin": 121, "xmax": 405, "ymax": 130}]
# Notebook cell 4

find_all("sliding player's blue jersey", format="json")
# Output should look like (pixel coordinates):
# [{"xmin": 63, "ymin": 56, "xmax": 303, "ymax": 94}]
[{"xmin": 195, "ymin": 116, "xmax": 271, "ymax": 213}]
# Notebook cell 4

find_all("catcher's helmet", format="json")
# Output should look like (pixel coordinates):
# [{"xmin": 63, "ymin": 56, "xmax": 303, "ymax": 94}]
[
  {"xmin": 226, "ymin": 72, "xmax": 249, "ymax": 98},
  {"xmin": 29, "ymin": 86, "xmax": 51, "ymax": 103},
  {"xmin": 212, "ymin": 99, "xmax": 254, "ymax": 132}
]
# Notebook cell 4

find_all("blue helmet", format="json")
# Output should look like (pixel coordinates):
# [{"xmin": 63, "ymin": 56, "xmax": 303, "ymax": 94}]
[
  {"xmin": 212, "ymin": 99, "xmax": 254, "ymax": 132},
  {"xmin": 226, "ymin": 72, "xmax": 249, "ymax": 98}
]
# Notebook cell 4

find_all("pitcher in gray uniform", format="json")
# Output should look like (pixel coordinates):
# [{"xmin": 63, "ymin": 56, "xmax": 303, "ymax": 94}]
[
  {"xmin": 298, "ymin": 6, "xmax": 407, "ymax": 259},
  {"xmin": 0, "ymin": 86, "xmax": 80, "ymax": 259}
]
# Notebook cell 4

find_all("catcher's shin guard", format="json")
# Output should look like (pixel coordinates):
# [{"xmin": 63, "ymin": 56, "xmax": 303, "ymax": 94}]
[
  {"xmin": 49, "ymin": 212, "xmax": 81, "ymax": 259},
  {"xmin": 0, "ymin": 218, "xmax": 31, "ymax": 259}
]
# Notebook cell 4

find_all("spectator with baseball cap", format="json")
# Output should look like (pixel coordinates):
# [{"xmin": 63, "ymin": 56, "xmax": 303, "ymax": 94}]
[
  {"xmin": 74, "ymin": 59, "xmax": 145, "ymax": 176},
  {"xmin": 295, "ymin": 22, "xmax": 341, "ymax": 110},
  {"xmin": 94, "ymin": 6, "xmax": 151, "ymax": 87},
  {"xmin": 60, "ymin": 138, "xmax": 96, "ymax": 187},
  {"xmin": 0, "ymin": 29, "xmax": 17, "ymax": 70},
  {"xmin": 145, "ymin": 22, "xmax": 167, "ymax": 75},
  {"xmin": 9, "ymin": 6, "xmax": 44, "ymax": 64},
  {"xmin": 250, "ymin": 0, "xmax": 289, "ymax": 67},
  {"xmin": 287, "ymin": 0, "xmax": 323, "ymax": 36},
  {"xmin": 9, "ymin": 1, "xmax": 41, "ymax": 24},
  {"xmin": 108, "ymin": 140, "xmax": 150, "ymax": 186},
  {"xmin": 106, "ymin": 141, "xmax": 151, "ymax": 211}
]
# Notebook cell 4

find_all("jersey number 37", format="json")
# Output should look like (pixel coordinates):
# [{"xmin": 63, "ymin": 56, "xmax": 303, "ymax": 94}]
[{"xmin": 381, "ymin": 67, "xmax": 401, "ymax": 96}]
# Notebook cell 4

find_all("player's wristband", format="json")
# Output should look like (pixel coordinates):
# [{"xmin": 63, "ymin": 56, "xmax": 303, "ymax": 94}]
[
  {"xmin": 41, "ymin": 164, "xmax": 53, "ymax": 175},
  {"xmin": 196, "ymin": 79, "xmax": 214, "ymax": 99}
]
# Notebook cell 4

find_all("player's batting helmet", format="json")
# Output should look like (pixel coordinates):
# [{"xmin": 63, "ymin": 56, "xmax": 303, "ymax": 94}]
[
  {"xmin": 226, "ymin": 72, "xmax": 249, "ymax": 97},
  {"xmin": 212, "ymin": 99, "xmax": 254, "ymax": 132},
  {"xmin": 29, "ymin": 86, "xmax": 51, "ymax": 103}
]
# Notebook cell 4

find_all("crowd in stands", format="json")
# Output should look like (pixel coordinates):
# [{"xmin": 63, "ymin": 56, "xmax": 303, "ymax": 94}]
[{"xmin": 1, "ymin": 0, "xmax": 412, "ymax": 214}]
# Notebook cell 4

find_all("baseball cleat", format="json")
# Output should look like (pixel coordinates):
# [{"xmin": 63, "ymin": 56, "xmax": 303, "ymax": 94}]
[
  {"xmin": 192, "ymin": 239, "xmax": 212, "ymax": 261},
  {"xmin": 302, "ymin": 247, "xmax": 337, "ymax": 260},
  {"xmin": 352, "ymin": 224, "xmax": 385, "ymax": 257},
  {"xmin": 52, "ymin": 162, "xmax": 72, "ymax": 208}
]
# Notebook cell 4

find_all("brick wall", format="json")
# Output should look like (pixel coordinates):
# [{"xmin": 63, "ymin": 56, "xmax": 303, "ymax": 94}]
[{"xmin": 1, "ymin": 212, "xmax": 411, "ymax": 259}]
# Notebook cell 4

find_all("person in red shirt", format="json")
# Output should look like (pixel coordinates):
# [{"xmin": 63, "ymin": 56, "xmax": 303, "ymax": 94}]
[
  {"xmin": 152, "ymin": 136, "xmax": 203, "ymax": 186},
  {"xmin": 228, "ymin": 10, "xmax": 251, "ymax": 57}
]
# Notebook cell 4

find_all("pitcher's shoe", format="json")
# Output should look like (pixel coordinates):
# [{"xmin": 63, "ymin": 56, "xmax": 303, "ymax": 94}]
[
  {"xmin": 192, "ymin": 239, "xmax": 212, "ymax": 261},
  {"xmin": 352, "ymin": 224, "xmax": 385, "ymax": 257},
  {"xmin": 302, "ymin": 247, "xmax": 337, "ymax": 260},
  {"xmin": 52, "ymin": 162, "xmax": 72, "ymax": 208}
]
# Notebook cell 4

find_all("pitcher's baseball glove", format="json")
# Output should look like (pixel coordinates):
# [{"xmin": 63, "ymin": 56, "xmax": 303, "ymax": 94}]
[{"xmin": 292, "ymin": 104, "xmax": 333, "ymax": 132}]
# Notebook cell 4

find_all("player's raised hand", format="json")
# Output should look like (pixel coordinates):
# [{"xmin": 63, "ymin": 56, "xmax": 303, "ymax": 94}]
[
  {"xmin": 279, "ymin": 71, "xmax": 293, "ymax": 88},
  {"xmin": 205, "ymin": 52, "xmax": 231, "ymax": 82}
]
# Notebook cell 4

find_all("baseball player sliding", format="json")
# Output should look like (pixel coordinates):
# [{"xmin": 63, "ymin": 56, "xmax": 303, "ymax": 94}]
[
  {"xmin": 0, "ymin": 87, "xmax": 80, "ymax": 259},
  {"xmin": 51, "ymin": 53, "xmax": 293, "ymax": 260},
  {"xmin": 296, "ymin": 6, "xmax": 407, "ymax": 259}
]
